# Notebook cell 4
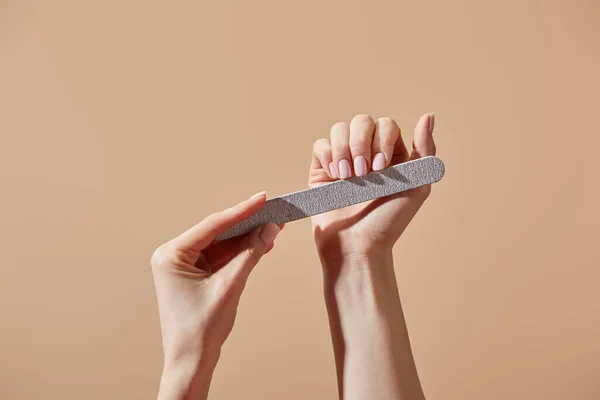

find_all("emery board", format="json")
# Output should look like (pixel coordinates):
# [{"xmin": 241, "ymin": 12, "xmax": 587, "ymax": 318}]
[{"xmin": 216, "ymin": 156, "xmax": 445, "ymax": 241}]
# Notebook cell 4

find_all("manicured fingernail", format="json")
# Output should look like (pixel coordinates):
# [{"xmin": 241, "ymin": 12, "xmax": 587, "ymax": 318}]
[
  {"xmin": 250, "ymin": 191, "xmax": 267, "ymax": 200},
  {"xmin": 329, "ymin": 161, "xmax": 338, "ymax": 179},
  {"xmin": 259, "ymin": 223, "xmax": 280, "ymax": 244},
  {"xmin": 428, "ymin": 113, "xmax": 435, "ymax": 134},
  {"xmin": 354, "ymin": 155, "xmax": 368, "ymax": 176},
  {"xmin": 338, "ymin": 159, "xmax": 352, "ymax": 179},
  {"xmin": 372, "ymin": 153, "xmax": 386, "ymax": 171}
]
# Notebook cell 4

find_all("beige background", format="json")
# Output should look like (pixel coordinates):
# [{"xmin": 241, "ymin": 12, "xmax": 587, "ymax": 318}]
[{"xmin": 1, "ymin": 1, "xmax": 599, "ymax": 399}]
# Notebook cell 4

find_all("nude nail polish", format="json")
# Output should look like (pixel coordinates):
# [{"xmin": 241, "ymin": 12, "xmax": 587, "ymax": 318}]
[
  {"xmin": 428, "ymin": 113, "xmax": 435, "ymax": 134},
  {"xmin": 354, "ymin": 155, "xmax": 368, "ymax": 176},
  {"xmin": 372, "ymin": 153, "xmax": 386, "ymax": 171},
  {"xmin": 338, "ymin": 159, "xmax": 352, "ymax": 179},
  {"xmin": 250, "ymin": 191, "xmax": 267, "ymax": 200},
  {"xmin": 259, "ymin": 223, "xmax": 280, "ymax": 244},
  {"xmin": 329, "ymin": 161, "xmax": 338, "ymax": 179}
]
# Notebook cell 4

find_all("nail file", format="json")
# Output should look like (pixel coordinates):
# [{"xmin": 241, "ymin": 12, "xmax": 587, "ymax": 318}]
[{"xmin": 216, "ymin": 156, "xmax": 445, "ymax": 241}]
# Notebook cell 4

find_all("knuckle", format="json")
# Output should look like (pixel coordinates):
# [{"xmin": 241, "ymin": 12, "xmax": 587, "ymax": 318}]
[
  {"xmin": 243, "ymin": 245, "xmax": 263, "ymax": 263},
  {"xmin": 352, "ymin": 114, "xmax": 374, "ymax": 125},
  {"xmin": 377, "ymin": 116, "xmax": 396, "ymax": 128},
  {"xmin": 320, "ymin": 150, "xmax": 331, "ymax": 162},
  {"xmin": 331, "ymin": 121, "xmax": 349, "ymax": 133},
  {"xmin": 378, "ymin": 117, "xmax": 400, "ymax": 133},
  {"xmin": 203, "ymin": 212, "xmax": 218, "ymax": 225},
  {"xmin": 332, "ymin": 143, "xmax": 348, "ymax": 156},
  {"xmin": 209, "ymin": 275, "xmax": 238, "ymax": 297},
  {"xmin": 203, "ymin": 213, "xmax": 222, "ymax": 234},
  {"xmin": 312, "ymin": 138, "xmax": 327, "ymax": 150},
  {"xmin": 381, "ymin": 136, "xmax": 398, "ymax": 147},
  {"xmin": 150, "ymin": 243, "xmax": 177, "ymax": 270},
  {"xmin": 313, "ymin": 138, "xmax": 325, "ymax": 149},
  {"xmin": 378, "ymin": 126, "xmax": 401, "ymax": 147},
  {"xmin": 351, "ymin": 134, "xmax": 371, "ymax": 147},
  {"xmin": 210, "ymin": 274, "xmax": 228, "ymax": 292},
  {"xmin": 350, "ymin": 141, "xmax": 370, "ymax": 154}
]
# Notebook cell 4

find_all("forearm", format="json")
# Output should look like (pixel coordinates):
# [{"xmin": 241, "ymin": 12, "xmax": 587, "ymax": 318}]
[{"xmin": 322, "ymin": 252, "xmax": 425, "ymax": 400}]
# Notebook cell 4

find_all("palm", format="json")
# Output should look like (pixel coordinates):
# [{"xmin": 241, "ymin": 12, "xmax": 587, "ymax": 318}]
[{"xmin": 309, "ymin": 155, "xmax": 429, "ymax": 255}]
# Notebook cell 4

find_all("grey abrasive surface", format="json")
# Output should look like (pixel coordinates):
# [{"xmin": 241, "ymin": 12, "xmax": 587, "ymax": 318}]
[{"xmin": 217, "ymin": 156, "xmax": 445, "ymax": 241}]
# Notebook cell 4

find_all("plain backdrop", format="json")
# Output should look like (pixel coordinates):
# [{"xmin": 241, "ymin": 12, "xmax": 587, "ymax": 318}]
[{"xmin": 1, "ymin": 1, "xmax": 599, "ymax": 399}]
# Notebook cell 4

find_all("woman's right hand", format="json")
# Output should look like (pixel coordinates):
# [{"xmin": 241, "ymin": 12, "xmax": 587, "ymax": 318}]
[{"xmin": 151, "ymin": 191, "xmax": 282, "ymax": 400}]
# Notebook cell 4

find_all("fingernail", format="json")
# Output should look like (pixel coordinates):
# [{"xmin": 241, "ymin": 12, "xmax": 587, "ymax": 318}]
[
  {"xmin": 372, "ymin": 153, "xmax": 386, "ymax": 171},
  {"xmin": 338, "ymin": 159, "xmax": 352, "ymax": 179},
  {"xmin": 259, "ymin": 223, "xmax": 280, "ymax": 244},
  {"xmin": 329, "ymin": 161, "xmax": 338, "ymax": 179},
  {"xmin": 353, "ymin": 155, "xmax": 368, "ymax": 176},
  {"xmin": 428, "ymin": 113, "xmax": 435, "ymax": 134},
  {"xmin": 250, "ymin": 191, "xmax": 267, "ymax": 200}
]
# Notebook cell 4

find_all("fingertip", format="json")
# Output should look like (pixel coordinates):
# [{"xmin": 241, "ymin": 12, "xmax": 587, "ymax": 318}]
[
  {"xmin": 418, "ymin": 112, "xmax": 435, "ymax": 135},
  {"xmin": 249, "ymin": 191, "xmax": 267, "ymax": 201},
  {"xmin": 328, "ymin": 162, "xmax": 338, "ymax": 179},
  {"xmin": 428, "ymin": 112, "xmax": 435, "ymax": 134},
  {"xmin": 411, "ymin": 113, "xmax": 437, "ymax": 158},
  {"xmin": 338, "ymin": 159, "xmax": 352, "ymax": 179},
  {"xmin": 416, "ymin": 113, "xmax": 429, "ymax": 131},
  {"xmin": 354, "ymin": 155, "xmax": 368, "ymax": 176},
  {"xmin": 372, "ymin": 152, "xmax": 386, "ymax": 171}
]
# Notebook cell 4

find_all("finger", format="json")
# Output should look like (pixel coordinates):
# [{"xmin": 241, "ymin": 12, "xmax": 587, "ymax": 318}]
[
  {"xmin": 330, "ymin": 122, "xmax": 352, "ymax": 180},
  {"xmin": 201, "ymin": 234, "xmax": 247, "ymax": 268},
  {"xmin": 202, "ymin": 222, "xmax": 284, "ymax": 272},
  {"xmin": 264, "ymin": 241, "xmax": 275, "ymax": 255},
  {"xmin": 311, "ymin": 138, "xmax": 335, "ymax": 179},
  {"xmin": 372, "ymin": 117, "xmax": 407, "ymax": 170},
  {"xmin": 410, "ymin": 113, "xmax": 436, "ymax": 159},
  {"xmin": 172, "ymin": 192, "xmax": 267, "ymax": 253},
  {"xmin": 217, "ymin": 223, "xmax": 281, "ymax": 280},
  {"xmin": 349, "ymin": 114, "xmax": 375, "ymax": 177}
]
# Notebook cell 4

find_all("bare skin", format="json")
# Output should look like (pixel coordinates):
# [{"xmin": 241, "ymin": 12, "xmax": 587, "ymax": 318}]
[
  {"xmin": 152, "ymin": 113, "xmax": 436, "ymax": 400},
  {"xmin": 151, "ymin": 193, "xmax": 283, "ymax": 400},
  {"xmin": 310, "ymin": 113, "xmax": 436, "ymax": 400}
]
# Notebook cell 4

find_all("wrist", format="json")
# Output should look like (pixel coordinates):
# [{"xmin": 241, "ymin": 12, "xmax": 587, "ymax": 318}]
[
  {"xmin": 320, "ymin": 247, "xmax": 394, "ymax": 277},
  {"xmin": 314, "ymin": 228, "xmax": 395, "ymax": 267},
  {"xmin": 159, "ymin": 349, "xmax": 220, "ymax": 400},
  {"xmin": 322, "ymin": 252, "xmax": 400, "ymax": 314}
]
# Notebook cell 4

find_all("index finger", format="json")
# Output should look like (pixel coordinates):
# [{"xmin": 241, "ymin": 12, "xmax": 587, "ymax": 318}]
[{"xmin": 171, "ymin": 191, "xmax": 267, "ymax": 252}]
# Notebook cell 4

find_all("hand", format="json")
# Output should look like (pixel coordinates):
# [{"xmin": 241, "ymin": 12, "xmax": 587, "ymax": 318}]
[
  {"xmin": 309, "ymin": 113, "xmax": 436, "ymax": 264},
  {"xmin": 151, "ymin": 192, "xmax": 282, "ymax": 400},
  {"xmin": 310, "ymin": 114, "xmax": 436, "ymax": 400}
]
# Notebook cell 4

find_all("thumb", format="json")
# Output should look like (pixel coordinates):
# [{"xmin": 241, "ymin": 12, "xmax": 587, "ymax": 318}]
[
  {"xmin": 410, "ymin": 112, "xmax": 436, "ymax": 160},
  {"xmin": 216, "ymin": 223, "xmax": 281, "ymax": 281}
]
